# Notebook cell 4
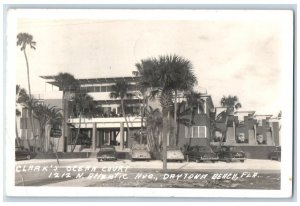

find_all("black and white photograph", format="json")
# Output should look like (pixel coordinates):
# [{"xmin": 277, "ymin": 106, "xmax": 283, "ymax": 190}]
[{"xmin": 4, "ymin": 8, "xmax": 294, "ymax": 198}]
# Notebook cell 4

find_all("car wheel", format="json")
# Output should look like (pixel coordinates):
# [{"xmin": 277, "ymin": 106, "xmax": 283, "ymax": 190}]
[
  {"xmin": 97, "ymin": 159, "xmax": 100, "ymax": 162},
  {"xmin": 212, "ymin": 160, "xmax": 216, "ymax": 163},
  {"xmin": 240, "ymin": 160, "xmax": 244, "ymax": 163},
  {"xmin": 26, "ymin": 155, "xmax": 31, "ymax": 160}
]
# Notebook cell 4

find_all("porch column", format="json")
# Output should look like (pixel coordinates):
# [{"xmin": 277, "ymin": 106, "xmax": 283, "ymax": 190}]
[
  {"xmin": 120, "ymin": 122, "xmax": 124, "ymax": 150},
  {"xmin": 270, "ymin": 126, "xmax": 275, "ymax": 146},
  {"xmin": 92, "ymin": 122, "xmax": 96, "ymax": 151}
]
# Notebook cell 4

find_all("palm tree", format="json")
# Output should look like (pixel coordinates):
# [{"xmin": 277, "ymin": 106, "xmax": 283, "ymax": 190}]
[
  {"xmin": 218, "ymin": 95, "xmax": 242, "ymax": 145},
  {"xmin": 54, "ymin": 72, "xmax": 79, "ymax": 151},
  {"xmin": 70, "ymin": 92, "xmax": 95, "ymax": 152},
  {"xmin": 26, "ymin": 98, "xmax": 40, "ymax": 150},
  {"xmin": 110, "ymin": 80, "xmax": 132, "ymax": 148},
  {"xmin": 32, "ymin": 104, "xmax": 61, "ymax": 152},
  {"xmin": 156, "ymin": 55, "xmax": 197, "ymax": 146},
  {"xmin": 16, "ymin": 85, "xmax": 29, "ymax": 104},
  {"xmin": 184, "ymin": 91, "xmax": 204, "ymax": 147},
  {"xmin": 145, "ymin": 106, "xmax": 163, "ymax": 152},
  {"xmin": 134, "ymin": 55, "xmax": 198, "ymax": 169},
  {"xmin": 133, "ymin": 56, "xmax": 179, "ymax": 169},
  {"xmin": 220, "ymin": 95, "xmax": 242, "ymax": 114},
  {"xmin": 17, "ymin": 33, "xmax": 37, "ymax": 150},
  {"xmin": 159, "ymin": 89, "xmax": 174, "ymax": 169},
  {"xmin": 133, "ymin": 61, "xmax": 156, "ymax": 144},
  {"xmin": 32, "ymin": 103, "xmax": 46, "ymax": 151},
  {"xmin": 46, "ymin": 106, "xmax": 62, "ymax": 164}
]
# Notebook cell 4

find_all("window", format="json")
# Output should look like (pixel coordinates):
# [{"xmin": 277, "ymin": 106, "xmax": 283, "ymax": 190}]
[
  {"xmin": 86, "ymin": 86, "xmax": 95, "ymax": 93},
  {"xmin": 94, "ymin": 86, "xmax": 100, "ymax": 92},
  {"xmin": 128, "ymin": 84, "xmax": 137, "ymax": 91},
  {"xmin": 101, "ymin": 86, "xmax": 107, "ymax": 92},
  {"xmin": 185, "ymin": 126, "xmax": 207, "ymax": 138},
  {"xmin": 80, "ymin": 87, "xmax": 87, "ymax": 93},
  {"xmin": 106, "ymin": 86, "xmax": 113, "ymax": 92},
  {"xmin": 193, "ymin": 127, "xmax": 199, "ymax": 137}
]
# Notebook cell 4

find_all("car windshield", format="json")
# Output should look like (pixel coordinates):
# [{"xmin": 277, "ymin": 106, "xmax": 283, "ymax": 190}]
[
  {"xmin": 16, "ymin": 147, "xmax": 28, "ymax": 151},
  {"xmin": 198, "ymin": 146, "xmax": 212, "ymax": 152},
  {"xmin": 220, "ymin": 146, "xmax": 236, "ymax": 152},
  {"xmin": 227, "ymin": 147, "xmax": 237, "ymax": 151},
  {"xmin": 132, "ymin": 144, "xmax": 147, "ymax": 150},
  {"xmin": 100, "ymin": 147, "xmax": 114, "ymax": 151},
  {"xmin": 167, "ymin": 146, "xmax": 180, "ymax": 151}
]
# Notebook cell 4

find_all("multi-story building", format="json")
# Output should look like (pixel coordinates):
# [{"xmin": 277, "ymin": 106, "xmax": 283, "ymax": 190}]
[
  {"xmin": 17, "ymin": 75, "xmax": 281, "ymax": 159},
  {"xmin": 39, "ymin": 76, "xmax": 144, "ymax": 152}
]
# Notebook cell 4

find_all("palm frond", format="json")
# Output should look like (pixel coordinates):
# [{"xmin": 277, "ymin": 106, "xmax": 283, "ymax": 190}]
[{"xmin": 17, "ymin": 33, "xmax": 36, "ymax": 51}]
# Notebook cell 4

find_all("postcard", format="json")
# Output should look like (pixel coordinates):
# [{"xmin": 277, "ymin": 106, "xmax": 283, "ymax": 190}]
[{"xmin": 5, "ymin": 8, "xmax": 294, "ymax": 198}]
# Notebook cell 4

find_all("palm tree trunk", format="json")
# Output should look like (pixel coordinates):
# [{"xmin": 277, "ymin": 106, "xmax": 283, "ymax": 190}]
[
  {"xmin": 155, "ymin": 127, "xmax": 160, "ymax": 151},
  {"xmin": 61, "ymin": 92, "xmax": 66, "ymax": 152},
  {"xmin": 174, "ymin": 90, "xmax": 178, "ymax": 146},
  {"xmin": 188, "ymin": 111, "xmax": 194, "ymax": 147},
  {"xmin": 53, "ymin": 137, "xmax": 60, "ymax": 164},
  {"xmin": 23, "ymin": 50, "xmax": 32, "ymax": 98},
  {"xmin": 162, "ymin": 108, "xmax": 168, "ymax": 170},
  {"xmin": 39, "ymin": 126, "xmax": 43, "ymax": 152},
  {"xmin": 121, "ymin": 99, "xmax": 130, "ymax": 142},
  {"xmin": 39, "ymin": 124, "xmax": 46, "ymax": 152},
  {"xmin": 146, "ymin": 132, "xmax": 152, "ymax": 151},
  {"xmin": 24, "ymin": 49, "xmax": 35, "ymax": 151},
  {"xmin": 72, "ymin": 112, "xmax": 82, "ymax": 152}
]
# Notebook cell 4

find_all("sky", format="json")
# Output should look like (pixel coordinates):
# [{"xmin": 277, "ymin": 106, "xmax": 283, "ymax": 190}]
[{"xmin": 13, "ymin": 10, "xmax": 293, "ymax": 116}]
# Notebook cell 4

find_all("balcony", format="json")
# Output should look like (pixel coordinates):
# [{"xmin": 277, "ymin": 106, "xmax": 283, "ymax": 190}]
[{"xmin": 68, "ymin": 114, "xmax": 143, "ymax": 129}]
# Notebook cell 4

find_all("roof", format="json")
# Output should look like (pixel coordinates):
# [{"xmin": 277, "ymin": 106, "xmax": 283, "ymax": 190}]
[{"xmin": 40, "ymin": 75, "xmax": 141, "ymax": 87}]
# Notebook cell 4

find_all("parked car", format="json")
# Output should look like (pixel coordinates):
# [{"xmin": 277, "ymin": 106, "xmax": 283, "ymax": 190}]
[
  {"xmin": 131, "ymin": 144, "xmax": 151, "ymax": 161},
  {"xmin": 269, "ymin": 147, "xmax": 281, "ymax": 161},
  {"xmin": 96, "ymin": 146, "xmax": 117, "ymax": 162},
  {"xmin": 217, "ymin": 146, "xmax": 246, "ymax": 163},
  {"xmin": 161, "ymin": 146, "xmax": 185, "ymax": 162},
  {"xmin": 15, "ymin": 147, "xmax": 31, "ymax": 161},
  {"xmin": 185, "ymin": 146, "xmax": 219, "ymax": 163}
]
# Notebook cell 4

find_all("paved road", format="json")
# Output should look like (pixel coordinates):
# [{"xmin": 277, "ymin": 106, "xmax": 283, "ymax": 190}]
[{"xmin": 15, "ymin": 158, "xmax": 281, "ymax": 189}]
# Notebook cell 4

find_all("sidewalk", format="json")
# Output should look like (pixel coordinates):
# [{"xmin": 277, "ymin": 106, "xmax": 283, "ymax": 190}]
[{"xmin": 16, "ymin": 158, "xmax": 281, "ymax": 172}]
